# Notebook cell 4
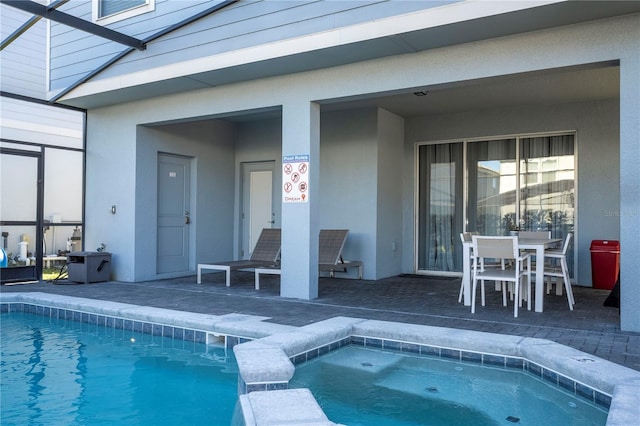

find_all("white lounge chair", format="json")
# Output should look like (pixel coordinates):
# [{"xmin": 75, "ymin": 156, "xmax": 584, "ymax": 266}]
[{"xmin": 197, "ymin": 228, "xmax": 281, "ymax": 286}]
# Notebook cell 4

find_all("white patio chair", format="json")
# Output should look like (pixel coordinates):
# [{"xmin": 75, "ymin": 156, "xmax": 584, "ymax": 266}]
[
  {"xmin": 543, "ymin": 233, "xmax": 574, "ymax": 310},
  {"xmin": 459, "ymin": 232, "xmax": 509, "ymax": 303},
  {"xmin": 517, "ymin": 231, "xmax": 551, "ymax": 299},
  {"xmin": 458, "ymin": 232, "xmax": 478, "ymax": 303},
  {"xmin": 471, "ymin": 235, "xmax": 531, "ymax": 318}
]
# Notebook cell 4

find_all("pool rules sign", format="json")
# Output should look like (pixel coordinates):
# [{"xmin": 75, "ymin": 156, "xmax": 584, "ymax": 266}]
[{"xmin": 283, "ymin": 154, "xmax": 309, "ymax": 203}]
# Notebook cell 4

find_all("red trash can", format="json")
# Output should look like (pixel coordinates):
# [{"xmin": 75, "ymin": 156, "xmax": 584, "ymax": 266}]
[{"xmin": 590, "ymin": 240, "xmax": 620, "ymax": 290}]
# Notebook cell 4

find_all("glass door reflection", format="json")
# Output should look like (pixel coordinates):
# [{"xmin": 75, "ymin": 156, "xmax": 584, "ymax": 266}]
[
  {"xmin": 467, "ymin": 139, "xmax": 517, "ymax": 236},
  {"xmin": 417, "ymin": 143, "xmax": 464, "ymax": 272}
]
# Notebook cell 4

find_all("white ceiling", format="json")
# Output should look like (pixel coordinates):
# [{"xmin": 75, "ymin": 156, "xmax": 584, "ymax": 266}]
[
  {"xmin": 319, "ymin": 64, "xmax": 620, "ymax": 118},
  {"xmin": 220, "ymin": 63, "xmax": 619, "ymax": 123}
]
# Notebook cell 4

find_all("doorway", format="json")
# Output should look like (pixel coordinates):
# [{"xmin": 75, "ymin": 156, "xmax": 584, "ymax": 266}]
[
  {"xmin": 0, "ymin": 148, "xmax": 42, "ymax": 283},
  {"xmin": 416, "ymin": 133, "xmax": 575, "ymax": 275},
  {"xmin": 241, "ymin": 161, "xmax": 275, "ymax": 259},
  {"xmin": 157, "ymin": 153, "xmax": 192, "ymax": 274}
]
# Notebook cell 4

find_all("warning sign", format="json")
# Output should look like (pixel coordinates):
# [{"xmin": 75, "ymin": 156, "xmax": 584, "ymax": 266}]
[{"xmin": 283, "ymin": 154, "xmax": 309, "ymax": 203}]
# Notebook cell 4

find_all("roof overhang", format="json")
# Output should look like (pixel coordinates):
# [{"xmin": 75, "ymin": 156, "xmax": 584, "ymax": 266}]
[{"xmin": 56, "ymin": 0, "xmax": 640, "ymax": 110}]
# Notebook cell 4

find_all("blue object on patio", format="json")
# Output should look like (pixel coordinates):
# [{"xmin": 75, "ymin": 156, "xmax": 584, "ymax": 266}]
[{"xmin": 0, "ymin": 248, "xmax": 7, "ymax": 267}]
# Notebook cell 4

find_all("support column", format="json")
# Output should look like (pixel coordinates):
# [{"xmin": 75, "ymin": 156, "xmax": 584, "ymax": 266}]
[
  {"xmin": 619, "ymin": 54, "xmax": 640, "ymax": 332},
  {"xmin": 280, "ymin": 101, "xmax": 320, "ymax": 299}
]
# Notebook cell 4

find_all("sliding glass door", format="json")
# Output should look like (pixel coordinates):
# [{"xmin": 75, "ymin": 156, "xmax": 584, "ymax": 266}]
[
  {"xmin": 520, "ymin": 135, "xmax": 575, "ymax": 275},
  {"xmin": 417, "ymin": 143, "xmax": 464, "ymax": 272},
  {"xmin": 519, "ymin": 135, "xmax": 575, "ymax": 232},
  {"xmin": 467, "ymin": 138, "xmax": 517, "ymax": 236},
  {"xmin": 416, "ymin": 133, "xmax": 575, "ymax": 274}
]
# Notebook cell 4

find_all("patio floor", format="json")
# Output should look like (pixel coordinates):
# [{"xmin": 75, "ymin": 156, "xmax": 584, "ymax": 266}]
[{"xmin": 2, "ymin": 272, "xmax": 638, "ymax": 372}]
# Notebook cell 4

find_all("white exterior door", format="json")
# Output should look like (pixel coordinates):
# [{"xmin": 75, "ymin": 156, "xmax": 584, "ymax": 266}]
[{"xmin": 242, "ymin": 162, "xmax": 274, "ymax": 258}]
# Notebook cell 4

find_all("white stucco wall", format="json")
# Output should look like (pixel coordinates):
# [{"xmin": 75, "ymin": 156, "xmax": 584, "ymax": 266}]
[
  {"xmin": 376, "ymin": 108, "xmax": 405, "ymax": 279},
  {"xmin": 84, "ymin": 110, "xmax": 137, "ymax": 280},
  {"xmin": 135, "ymin": 120, "xmax": 236, "ymax": 281},
  {"xmin": 190, "ymin": 108, "xmax": 400, "ymax": 281},
  {"xmin": 618, "ymin": 40, "xmax": 640, "ymax": 332},
  {"xmin": 320, "ymin": 109, "xmax": 378, "ymax": 279},
  {"xmin": 85, "ymin": 112, "xmax": 237, "ymax": 282}
]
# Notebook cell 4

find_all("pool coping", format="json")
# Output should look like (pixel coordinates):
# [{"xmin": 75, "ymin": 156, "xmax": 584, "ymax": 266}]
[{"xmin": 2, "ymin": 292, "xmax": 639, "ymax": 426}]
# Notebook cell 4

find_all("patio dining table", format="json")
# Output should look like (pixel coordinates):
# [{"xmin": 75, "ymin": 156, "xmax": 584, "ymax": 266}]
[{"xmin": 461, "ymin": 237, "xmax": 563, "ymax": 313}]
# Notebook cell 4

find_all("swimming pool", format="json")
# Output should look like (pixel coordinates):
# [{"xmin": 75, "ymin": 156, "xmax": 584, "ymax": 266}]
[
  {"xmin": 291, "ymin": 345, "xmax": 608, "ymax": 426},
  {"xmin": 3, "ymin": 293, "xmax": 639, "ymax": 425},
  {"xmin": 1, "ymin": 312, "xmax": 238, "ymax": 425}
]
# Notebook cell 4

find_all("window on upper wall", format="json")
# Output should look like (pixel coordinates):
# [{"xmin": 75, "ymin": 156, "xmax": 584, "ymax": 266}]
[{"xmin": 93, "ymin": 0, "xmax": 155, "ymax": 24}]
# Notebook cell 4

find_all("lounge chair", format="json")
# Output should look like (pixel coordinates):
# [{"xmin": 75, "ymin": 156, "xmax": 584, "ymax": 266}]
[
  {"xmin": 197, "ymin": 228, "xmax": 281, "ymax": 286},
  {"xmin": 318, "ymin": 229, "xmax": 363, "ymax": 279},
  {"xmin": 254, "ymin": 229, "xmax": 363, "ymax": 289}
]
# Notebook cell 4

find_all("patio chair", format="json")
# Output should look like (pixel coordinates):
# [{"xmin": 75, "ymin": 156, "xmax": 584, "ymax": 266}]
[
  {"xmin": 197, "ymin": 228, "xmax": 281, "ymax": 286},
  {"xmin": 254, "ymin": 229, "xmax": 363, "ymax": 289},
  {"xmin": 543, "ymin": 233, "xmax": 575, "ymax": 310},
  {"xmin": 458, "ymin": 232, "xmax": 479, "ymax": 303},
  {"xmin": 459, "ymin": 232, "xmax": 509, "ymax": 303},
  {"xmin": 471, "ymin": 235, "xmax": 531, "ymax": 318},
  {"xmin": 518, "ymin": 231, "xmax": 551, "ymax": 274},
  {"xmin": 318, "ymin": 229, "xmax": 363, "ymax": 279}
]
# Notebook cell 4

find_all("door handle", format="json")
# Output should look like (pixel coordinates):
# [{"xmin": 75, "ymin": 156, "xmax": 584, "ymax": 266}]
[{"xmin": 185, "ymin": 211, "xmax": 191, "ymax": 224}]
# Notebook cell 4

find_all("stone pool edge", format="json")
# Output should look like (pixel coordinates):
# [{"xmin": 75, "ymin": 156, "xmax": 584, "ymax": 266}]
[
  {"xmin": 0, "ymin": 291, "xmax": 295, "ymax": 341},
  {"xmin": 237, "ymin": 316, "xmax": 640, "ymax": 426},
  {"xmin": 2, "ymin": 292, "xmax": 638, "ymax": 426}
]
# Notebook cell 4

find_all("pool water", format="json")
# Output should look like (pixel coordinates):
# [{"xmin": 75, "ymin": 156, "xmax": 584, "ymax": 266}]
[
  {"xmin": 1, "ymin": 312, "xmax": 238, "ymax": 426},
  {"xmin": 290, "ymin": 346, "xmax": 608, "ymax": 426}
]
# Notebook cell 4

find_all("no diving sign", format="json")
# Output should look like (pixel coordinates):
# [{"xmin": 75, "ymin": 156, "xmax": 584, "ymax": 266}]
[{"xmin": 283, "ymin": 154, "xmax": 309, "ymax": 203}]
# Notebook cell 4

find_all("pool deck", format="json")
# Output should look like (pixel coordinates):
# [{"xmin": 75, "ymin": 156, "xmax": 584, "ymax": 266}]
[{"xmin": 1, "ymin": 272, "xmax": 638, "ymax": 372}]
